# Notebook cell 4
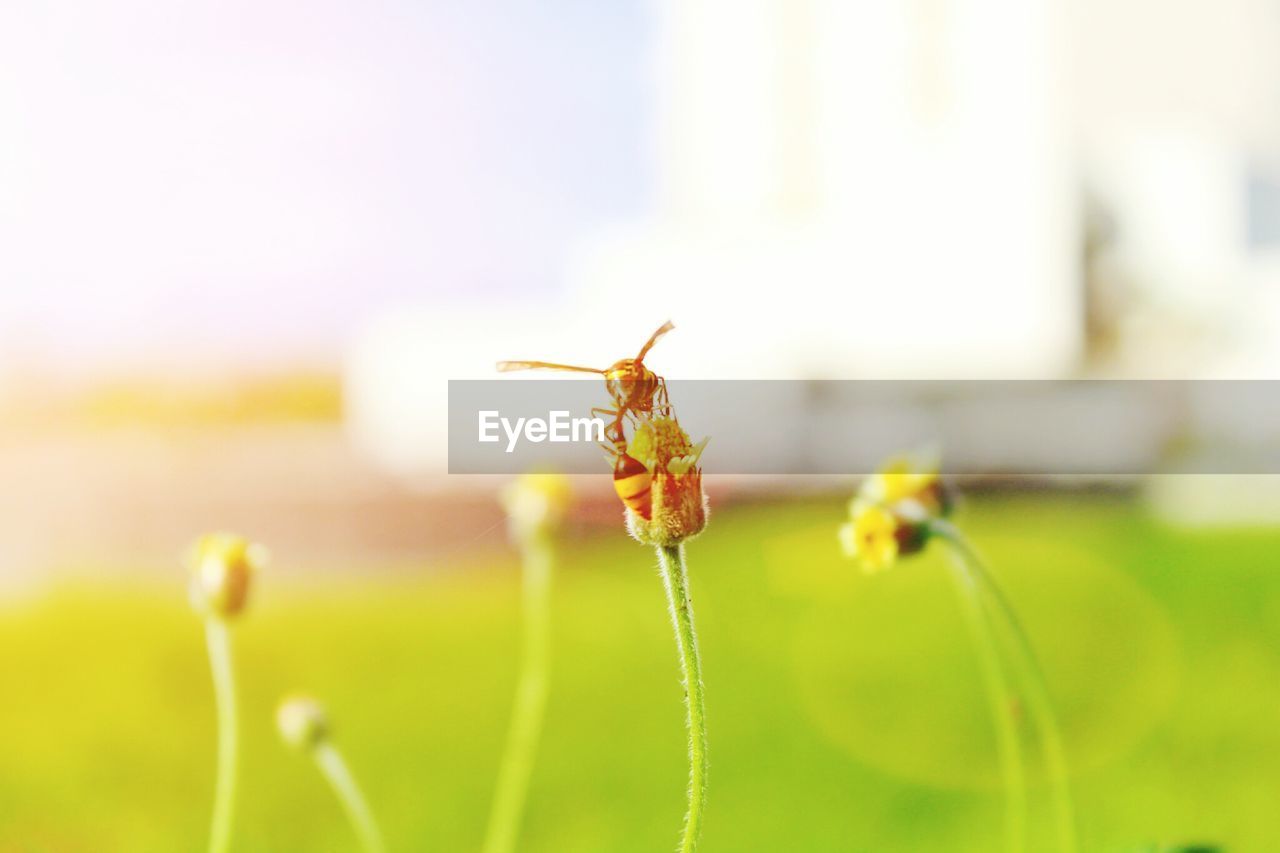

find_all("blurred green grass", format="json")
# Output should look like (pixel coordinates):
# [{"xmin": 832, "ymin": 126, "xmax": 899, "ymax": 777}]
[{"xmin": 2, "ymin": 494, "xmax": 1277, "ymax": 851}]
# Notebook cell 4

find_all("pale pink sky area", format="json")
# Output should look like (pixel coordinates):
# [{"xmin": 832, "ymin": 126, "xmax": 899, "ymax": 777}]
[{"xmin": 0, "ymin": 1, "xmax": 651, "ymax": 374}]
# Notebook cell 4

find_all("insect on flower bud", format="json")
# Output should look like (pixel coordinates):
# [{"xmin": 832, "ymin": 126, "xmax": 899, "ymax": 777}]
[
  {"xmin": 623, "ymin": 416, "xmax": 709, "ymax": 548},
  {"xmin": 276, "ymin": 694, "xmax": 330, "ymax": 752},
  {"xmin": 187, "ymin": 533, "xmax": 267, "ymax": 620},
  {"xmin": 502, "ymin": 472, "xmax": 572, "ymax": 544}
]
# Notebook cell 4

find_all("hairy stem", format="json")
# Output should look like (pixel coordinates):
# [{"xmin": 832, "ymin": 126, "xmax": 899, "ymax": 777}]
[
  {"xmin": 932, "ymin": 520, "xmax": 1078, "ymax": 853},
  {"xmin": 205, "ymin": 620, "xmax": 237, "ymax": 853},
  {"xmin": 314, "ymin": 741, "xmax": 387, "ymax": 853},
  {"xmin": 483, "ymin": 536, "xmax": 553, "ymax": 853},
  {"xmin": 946, "ymin": 551, "xmax": 1028, "ymax": 853},
  {"xmin": 656, "ymin": 544, "xmax": 707, "ymax": 853}
]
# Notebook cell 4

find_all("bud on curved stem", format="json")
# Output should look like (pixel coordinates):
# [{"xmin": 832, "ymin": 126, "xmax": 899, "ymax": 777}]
[
  {"xmin": 277, "ymin": 694, "xmax": 329, "ymax": 751},
  {"xmin": 839, "ymin": 454, "xmax": 1064, "ymax": 852},
  {"xmin": 188, "ymin": 533, "xmax": 266, "ymax": 620},
  {"xmin": 277, "ymin": 696, "xmax": 387, "ymax": 853},
  {"xmin": 189, "ymin": 533, "xmax": 263, "ymax": 853}
]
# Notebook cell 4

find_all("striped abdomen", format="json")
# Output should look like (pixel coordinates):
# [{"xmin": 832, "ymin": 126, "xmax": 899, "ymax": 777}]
[{"xmin": 612, "ymin": 451, "xmax": 653, "ymax": 519}]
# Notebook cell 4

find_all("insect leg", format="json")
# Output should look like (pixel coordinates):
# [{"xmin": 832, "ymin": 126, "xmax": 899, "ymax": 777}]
[
  {"xmin": 655, "ymin": 378, "xmax": 672, "ymax": 416},
  {"xmin": 590, "ymin": 406, "xmax": 626, "ymax": 449}
]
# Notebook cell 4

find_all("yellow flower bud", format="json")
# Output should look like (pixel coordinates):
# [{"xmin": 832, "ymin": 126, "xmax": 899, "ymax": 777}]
[
  {"xmin": 838, "ymin": 450, "xmax": 954, "ymax": 571},
  {"xmin": 276, "ymin": 694, "xmax": 329, "ymax": 752},
  {"xmin": 839, "ymin": 490, "xmax": 933, "ymax": 574},
  {"xmin": 838, "ymin": 501, "xmax": 896, "ymax": 572},
  {"xmin": 860, "ymin": 451, "xmax": 953, "ymax": 518},
  {"xmin": 187, "ymin": 533, "xmax": 266, "ymax": 620},
  {"xmin": 502, "ymin": 472, "xmax": 572, "ymax": 543},
  {"xmin": 623, "ymin": 417, "xmax": 709, "ymax": 548}
]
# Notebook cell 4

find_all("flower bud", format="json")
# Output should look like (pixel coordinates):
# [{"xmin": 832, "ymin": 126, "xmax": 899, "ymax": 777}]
[
  {"xmin": 840, "ymin": 451, "xmax": 949, "ymax": 573},
  {"xmin": 276, "ymin": 694, "xmax": 329, "ymax": 751},
  {"xmin": 502, "ymin": 473, "xmax": 572, "ymax": 544},
  {"xmin": 861, "ymin": 451, "xmax": 953, "ymax": 518},
  {"xmin": 623, "ymin": 417, "xmax": 709, "ymax": 547},
  {"xmin": 838, "ymin": 499, "xmax": 929, "ymax": 573},
  {"xmin": 187, "ymin": 533, "xmax": 266, "ymax": 620}
]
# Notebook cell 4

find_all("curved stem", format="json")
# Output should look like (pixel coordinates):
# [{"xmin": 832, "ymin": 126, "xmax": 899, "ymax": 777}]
[
  {"xmin": 656, "ymin": 544, "xmax": 707, "ymax": 853},
  {"xmin": 205, "ymin": 620, "xmax": 237, "ymax": 853},
  {"xmin": 314, "ymin": 741, "xmax": 387, "ymax": 853},
  {"xmin": 931, "ymin": 520, "xmax": 1079, "ymax": 853},
  {"xmin": 483, "ymin": 536, "xmax": 553, "ymax": 853},
  {"xmin": 945, "ymin": 551, "xmax": 1028, "ymax": 853}
]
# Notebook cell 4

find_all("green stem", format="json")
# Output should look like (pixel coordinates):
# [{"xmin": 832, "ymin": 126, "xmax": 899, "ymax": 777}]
[
  {"xmin": 205, "ymin": 619, "xmax": 237, "ymax": 853},
  {"xmin": 931, "ymin": 520, "xmax": 1079, "ymax": 853},
  {"xmin": 314, "ymin": 741, "xmax": 387, "ymax": 853},
  {"xmin": 945, "ymin": 549, "xmax": 1028, "ymax": 853},
  {"xmin": 656, "ymin": 544, "xmax": 707, "ymax": 853},
  {"xmin": 483, "ymin": 536, "xmax": 553, "ymax": 853}
]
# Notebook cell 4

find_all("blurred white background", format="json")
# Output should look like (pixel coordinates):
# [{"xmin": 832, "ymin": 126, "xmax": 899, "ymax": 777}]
[
  {"xmin": 4, "ymin": 0, "xmax": 1280, "ymax": 572},
  {"xmin": 5, "ymin": 0, "xmax": 1280, "ymax": 387}
]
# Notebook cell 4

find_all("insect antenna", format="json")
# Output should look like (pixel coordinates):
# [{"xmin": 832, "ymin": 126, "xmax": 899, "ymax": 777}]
[
  {"xmin": 635, "ymin": 321, "xmax": 675, "ymax": 363},
  {"xmin": 495, "ymin": 360, "xmax": 605, "ymax": 374}
]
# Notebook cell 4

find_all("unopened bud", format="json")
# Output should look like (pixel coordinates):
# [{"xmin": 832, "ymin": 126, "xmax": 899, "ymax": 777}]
[
  {"xmin": 276, "ymin": 694, "xmax": 329, "ymax": 752},
  {"xmin": 187, "ymin": 533, "xmax": 266, "ymax": 620},
  {"xmin": 502, "ymin": 473, "xmax": 572, "ymax": 543},
  {"xmin": 838, "ymin": 499, "xmax": 929, "ymax": 573},
  {"xmin": 624, "ymin": 417, "xmax": 709, "ymax": 548}
]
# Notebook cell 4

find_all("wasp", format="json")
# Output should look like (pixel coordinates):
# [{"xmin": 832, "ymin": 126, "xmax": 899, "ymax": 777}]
[
  {"xmin": 497, "ymin": 321, "xmax": 675, "ymax": 519},
  {"xmin": 497, "ymin": 320, "xmax": 674, "ymax": 447}
]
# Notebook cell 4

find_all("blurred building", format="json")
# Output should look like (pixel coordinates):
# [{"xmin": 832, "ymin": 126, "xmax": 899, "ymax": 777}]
[
  {"xmin": 571, "ymin": 0, "xmax": 1077, "ymax": 378},
  {"xmin": 1073, "ymin": 0, "xmax": 1280, "ymax": 378},
  {"xmin": 348, "ymin": 0, "xmax": 1280, "ymax": 485}
]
